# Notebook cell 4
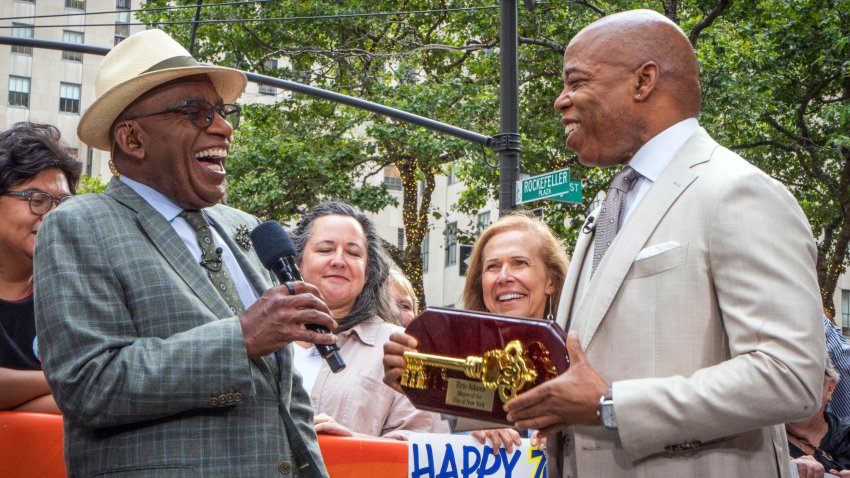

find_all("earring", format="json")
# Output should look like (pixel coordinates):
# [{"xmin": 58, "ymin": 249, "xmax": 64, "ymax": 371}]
[
  {"xmin": 546, "ymin": 294, "xmax": 553, "ymax": 321},
  {"xmin": 108, "ymin": 158, "xmax": 120, "ymax": 178}
]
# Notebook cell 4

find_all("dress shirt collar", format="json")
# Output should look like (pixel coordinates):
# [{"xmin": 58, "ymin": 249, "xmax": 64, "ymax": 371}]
[
  {"xmin": 119, "ymin": 176, "xmax": 184, "ymax": 222},
  {"xmin": 340, "ymin": 316, "xmax": 384, "ymax": 347},
  {"xmin": 626, "ymin": 117, "xmax": 700, "ymax": 181}
]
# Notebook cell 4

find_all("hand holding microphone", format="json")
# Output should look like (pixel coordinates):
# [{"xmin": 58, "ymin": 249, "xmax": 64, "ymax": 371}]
[{"xmin": 250, "ymin": 221, "xmax": 346, "ymax": 373}]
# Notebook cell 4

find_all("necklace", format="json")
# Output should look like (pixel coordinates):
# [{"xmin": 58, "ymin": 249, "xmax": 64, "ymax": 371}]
[{"xmin": 787, "ymin": 429, "xmax": 837, "ymax": 463}]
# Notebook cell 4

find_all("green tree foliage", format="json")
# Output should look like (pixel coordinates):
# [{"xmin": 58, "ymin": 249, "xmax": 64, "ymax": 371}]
[
  {"xmin": 76, "ymin": 175, "xmax": 108, "ymax": 194},
  {"xmin": 697, "ymin": 0, "xmax": 849, "ymax": 313},
  {"xmin": 138, "ymin": 0, "xmax": 848, "ymax": 310}
]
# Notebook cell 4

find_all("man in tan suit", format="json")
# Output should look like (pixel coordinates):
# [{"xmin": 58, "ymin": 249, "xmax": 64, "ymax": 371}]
[{"xmin": 503, "ymin": 9, "xmax": 826, "ymax": 477}]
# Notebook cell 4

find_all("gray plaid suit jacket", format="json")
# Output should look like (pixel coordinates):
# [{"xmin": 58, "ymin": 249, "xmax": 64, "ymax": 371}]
[{"xmin": 34, "ymin": 179, "xmax": 328, "ymax": 478}]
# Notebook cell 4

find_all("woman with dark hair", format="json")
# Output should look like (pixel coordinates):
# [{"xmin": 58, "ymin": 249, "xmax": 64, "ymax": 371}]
[
  {"xmin": 0, "ymin": 122, "xmax": 82, "ymax": 413},
  {"xmin": 290, "ymin": 202, "xmax": 447, "ymax": 439}
]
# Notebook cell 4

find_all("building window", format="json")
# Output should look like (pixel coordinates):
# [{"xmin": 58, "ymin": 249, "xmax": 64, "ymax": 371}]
[
  {"xmin": 8, "ymin": 76, "xmax": 31, "ymax": 108},
  {"xmin": 459, "ymin": 244, "xmax": 474, "ymax": 276},
  {"xmin": 116, "ymin": 0, "xmax": 130, "ymax": 8},
  {"xmin": 397, "ymin": 228, "xmax": 405, "ymax": 250},
  {"xmin": 62, "ymin": 30, "xmax": 84, "ymax": 62},
  {"xmin": 445, "ymin": 222, "xmax": 458, "ymax": 266},
  {"xmin": 115, "ymin": 10, "xmax": 130, "ymax": 38},
  {"xmin": 843, "ymin": 290, "xmax": 850, "ymax": 335},
  {"xmin": 383, "ymin": 166, "xmax": 403, "ymax": 191},
  {"xmin": 114, "ymin": 35, "xmax": 127, "ymax": 45},
  {"xmin": 447, "ymin": 167, "xmax": 458, "ymax": 185},
  {"xmin": 11, "ymin": 23, "xmax": 34, "ymax": 56},
  {"xmin": 65, "ymin": 0, "xmax": 85, "ymax": 9},
  {"xmin": 15, "ymin": 0, "xmax": 36, "ymax": 3},
  {"xmin": 384, "ymin": 175, "xmax": 403, "ymax": 191},
  {"xmin": 421, "ymin": 232, "xmax": 429, "ymax": 273},
  {"xmin": 258, "ymin": 84, "xmax": 277, "ymax": 95},
  {"xmin": 59, "ymin": 82, "xmax": 81, "ymax": 114},
  {"xmin": 476, "ymin": 211, "xmax": 491, "ymax": 233}
]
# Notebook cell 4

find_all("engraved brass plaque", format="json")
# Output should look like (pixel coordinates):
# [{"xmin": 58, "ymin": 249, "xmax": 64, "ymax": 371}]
[{"xmin": 445, "ymin": 378, "xmax": 495, "ymax": 412}]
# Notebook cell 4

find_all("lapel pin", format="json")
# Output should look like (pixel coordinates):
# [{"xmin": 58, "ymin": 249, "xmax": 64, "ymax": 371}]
[{"xmin": 235, "ymin": 224, "xmax": 253, "ymax": 251}]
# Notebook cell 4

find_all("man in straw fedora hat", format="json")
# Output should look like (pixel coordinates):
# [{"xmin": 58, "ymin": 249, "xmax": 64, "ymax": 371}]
[{"xmin": 33, "ymin": 29, "xmax": 334, "ymax": 477}]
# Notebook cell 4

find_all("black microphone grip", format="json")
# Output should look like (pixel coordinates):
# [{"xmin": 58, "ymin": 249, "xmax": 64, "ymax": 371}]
[{"xmin": 268, "ymin": 258, "xmax": 346, "ymax": 373}]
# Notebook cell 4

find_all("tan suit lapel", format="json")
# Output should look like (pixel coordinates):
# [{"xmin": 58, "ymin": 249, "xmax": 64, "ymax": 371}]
[
  {"xmin": 104, "ymin": 180, "xmax": 233, "ymax": 319},
  {"xmin": 571, "ymin": 129, "xmax": 716, "ymax": 349},
  {"xmin": 556, "ymin": 213, "xmax": 596, "ymax": 331}
]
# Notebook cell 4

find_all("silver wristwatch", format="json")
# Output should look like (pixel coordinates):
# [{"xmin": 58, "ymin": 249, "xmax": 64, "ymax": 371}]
[{"xmin": 597, "ymin": 389, "xmax": 617, "ymax": 430}]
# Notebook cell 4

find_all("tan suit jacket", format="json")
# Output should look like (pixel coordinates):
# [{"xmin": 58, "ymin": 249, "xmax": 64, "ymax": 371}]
[{"xmin": 552, "ymin": 129, "xmax": 825, "ymax": 477}]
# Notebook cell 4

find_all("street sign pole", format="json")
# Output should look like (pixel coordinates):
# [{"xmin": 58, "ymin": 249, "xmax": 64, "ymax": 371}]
[{"xmin": 496, "ymin": 0, "xmax": 521, "ymax": 215}]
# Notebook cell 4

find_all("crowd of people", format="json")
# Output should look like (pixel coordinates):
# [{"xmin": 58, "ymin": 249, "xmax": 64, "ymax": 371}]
[{"xmin": 0, "ymin": 9, "xmax": 846, "ymax": 478}]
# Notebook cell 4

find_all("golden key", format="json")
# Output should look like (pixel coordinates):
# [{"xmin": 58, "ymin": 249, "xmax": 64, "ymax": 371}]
[{"xmin": 401, "ymin": 340, "xmax": 538, "ymax": 402}]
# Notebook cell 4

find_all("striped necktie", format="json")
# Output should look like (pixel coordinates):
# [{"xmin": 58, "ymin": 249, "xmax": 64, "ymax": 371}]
[
  {"xmin": 592, "ymin": 166, "xmax": 641, "ymax": 275},
  {"xmin": 180, "ymin": 210, "xmax": 245, "ymax": 316}
]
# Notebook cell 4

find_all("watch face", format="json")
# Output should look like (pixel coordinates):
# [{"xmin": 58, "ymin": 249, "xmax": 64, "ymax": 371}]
[{"xmin": 601, "ymin": 402, "xmax": 617, "ymax": 429}]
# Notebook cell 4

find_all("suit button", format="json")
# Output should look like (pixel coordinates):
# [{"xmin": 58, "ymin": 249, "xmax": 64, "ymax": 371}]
[
  {"xmin": 218, "ymin": 394, "xmax": 227, "ymax": 404},
  {"xmin": 225, "ymin": 393, "xmax": 234, "ymax": 403},
  {"xmin": 209, "ymin": 397, "xmax": 219, "ymax": 407},
  {"xmin": 278, "ymin": 461, "xmax": 292, "ymax": 474},
  {"xmin": 234, "ymin": 392, "xmax": 243, "ymax": 402}
]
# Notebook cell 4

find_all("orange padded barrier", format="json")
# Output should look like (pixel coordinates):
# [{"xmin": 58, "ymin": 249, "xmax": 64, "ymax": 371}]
[
  {"xmin": 318, "ymin": 435, "xmax": 408, "ymax": 478},
  {"xmin": 0, "ymin": 411, "xmax": 66, "ymax": 478},
  {"xmin": 0, "ymin": 412, "xmax": 409, "ymax": 478}
]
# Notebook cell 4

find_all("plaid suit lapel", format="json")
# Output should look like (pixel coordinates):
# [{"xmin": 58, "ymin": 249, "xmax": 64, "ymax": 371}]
[
  {"xmin": 104, "ymin": 180, "xmax": 232, "ymax": 319},
  {"xmin": 204, "ymin": 209, "xmax": 270, "ymax": 295}
]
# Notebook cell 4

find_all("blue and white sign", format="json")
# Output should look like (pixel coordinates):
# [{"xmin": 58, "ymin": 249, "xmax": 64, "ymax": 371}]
[{"xmin": 408, "ymin": 432, "xmax": 546, "ymax": 478}]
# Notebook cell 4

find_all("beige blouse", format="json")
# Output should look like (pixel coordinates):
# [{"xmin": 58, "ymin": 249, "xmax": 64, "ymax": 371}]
[{"xmin": 308, "ymin": 316, "xmax": 449, "ymax": 439}]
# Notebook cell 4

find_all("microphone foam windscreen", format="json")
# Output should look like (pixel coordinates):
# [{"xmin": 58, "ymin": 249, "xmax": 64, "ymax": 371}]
[{"xmin": 250, "ymin": 221, "xmax": 298, "ymax": 269}]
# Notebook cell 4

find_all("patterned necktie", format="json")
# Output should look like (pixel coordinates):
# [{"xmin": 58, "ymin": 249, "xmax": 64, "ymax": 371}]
[
  {"xmin": 592, "ymin": 166, "xmax": 641, "ymax": 275},
  {"xmin": 180, "ymin": 210, "xmax": 245, "ymax": 316}
]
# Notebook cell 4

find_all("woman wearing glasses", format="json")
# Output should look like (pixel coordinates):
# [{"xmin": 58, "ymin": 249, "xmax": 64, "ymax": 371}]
[{"xmin": 0, "ymin": 122, "xmax": 81, "ymax": 413}]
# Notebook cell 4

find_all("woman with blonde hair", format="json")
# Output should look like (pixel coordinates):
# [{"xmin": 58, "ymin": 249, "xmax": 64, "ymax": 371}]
[
  {"xmin": 387, "ymin": 268, "xmax": 418, "ymax": 327},
  {"xmin": 461, "ymin": 212, "xmax": 568, "ymax": 321},
  {"xmin": 383, "ymin": 211, "xmax": 569, "ymax": 450}
]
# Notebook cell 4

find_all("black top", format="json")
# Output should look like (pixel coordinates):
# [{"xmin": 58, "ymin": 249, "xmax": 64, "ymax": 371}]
[
  {"xmin": 0, "ymin": 293, "xmax": 41, "ymax": 370},
  {"xmin": 789, "ymin": 409, "xmax": 850, "ymax": 471}
]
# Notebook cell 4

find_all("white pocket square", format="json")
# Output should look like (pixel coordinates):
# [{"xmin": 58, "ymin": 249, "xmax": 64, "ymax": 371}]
[{"xmin": 635, "ymin": 241, "xmax": 680, "ymax": 261}]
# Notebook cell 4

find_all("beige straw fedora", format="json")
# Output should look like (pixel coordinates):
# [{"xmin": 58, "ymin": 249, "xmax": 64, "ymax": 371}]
[{"xmin": 77, "ymin": 29, "xmax": 247, "ymax": 151}]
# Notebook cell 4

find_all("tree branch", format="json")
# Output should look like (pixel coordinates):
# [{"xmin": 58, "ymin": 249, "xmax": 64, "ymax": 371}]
[
  {"xmin": 688, "ymin": 0, "xmax": 731, "ymax": 47},
  {"xmin": 519, "ymin": 36, "xmax": 564, "ymax": 53}
]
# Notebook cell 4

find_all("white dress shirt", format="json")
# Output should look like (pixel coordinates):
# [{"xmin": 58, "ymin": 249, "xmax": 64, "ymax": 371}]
[
  {"xmin": 621, "ymin": 117, "xmax": 700, "ymax": 222},
  {"xmin": 120, "ymin": 176, "xmax": 259, "ymax": 310}
]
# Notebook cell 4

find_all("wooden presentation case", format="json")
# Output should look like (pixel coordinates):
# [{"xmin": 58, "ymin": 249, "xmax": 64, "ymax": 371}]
[{"xmin": 400, "ymin": 306, "xmax": 569, "ymax": 425}]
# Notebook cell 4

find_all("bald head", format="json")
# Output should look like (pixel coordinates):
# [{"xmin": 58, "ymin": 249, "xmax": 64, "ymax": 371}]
[
  {"xmin": 554, "ymin": 9, "xmax": 703, "ymax": 167},
  {"xmin": 572, "ymin": 9, "xmax": 701, "ymax": 117}
]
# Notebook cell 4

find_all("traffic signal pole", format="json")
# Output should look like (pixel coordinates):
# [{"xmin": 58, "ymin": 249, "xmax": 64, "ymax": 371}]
[{"xmin": 495, "ymin": 0, "xmax": 521, "ymax": 214}]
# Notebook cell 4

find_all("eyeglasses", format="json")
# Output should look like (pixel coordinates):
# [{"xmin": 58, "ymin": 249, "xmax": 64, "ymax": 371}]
[
  {"xmin": 126, "ymin": 99, "xmax": 241, "ymax": 130},
  {"xmin": 2, "ymin": 190, "xmax": 74, "ymax": 216}
]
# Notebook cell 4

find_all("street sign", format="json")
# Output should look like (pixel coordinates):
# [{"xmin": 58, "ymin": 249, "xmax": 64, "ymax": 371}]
[{"xmin": 515, "ymin": 168, "xmax": 582, "ymax": 205}]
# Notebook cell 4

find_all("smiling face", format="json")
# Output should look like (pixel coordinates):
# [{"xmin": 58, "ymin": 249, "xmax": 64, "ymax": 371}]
[
  {"xmin": 480, "ymin": 229, "xmax": 555, "ymax": 319},
  {"xmin": 553, "ymin": 31, "xmax": 646, "ymax": 168},
  {"xmin": 299, "ymin": 215, "xmax": 368, "ymax": 319},
  {"xmin": 390, "ymin": 284, "xmax": 416, "ymax": 326},
  {"xmin": 119, "ymin": 76, "xmax": 233, "ymax": 209},
  {"xmin": 0, "ymin": 168, "xmax": 71, "ymax": 266}
]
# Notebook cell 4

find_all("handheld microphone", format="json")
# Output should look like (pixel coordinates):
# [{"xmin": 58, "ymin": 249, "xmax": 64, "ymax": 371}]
[{"xmin": 251, "ymin": 221, "xmax": 346, "ymax": 373}]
